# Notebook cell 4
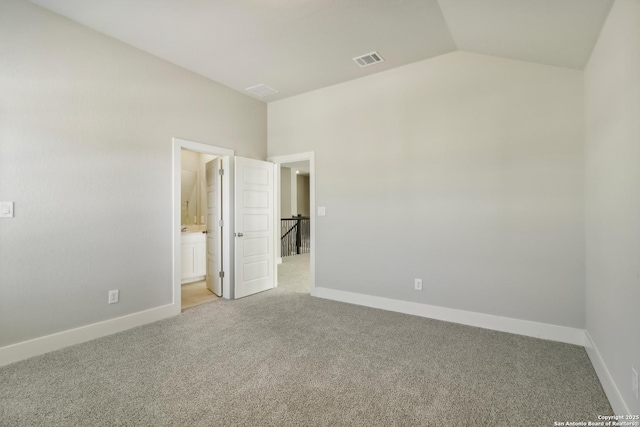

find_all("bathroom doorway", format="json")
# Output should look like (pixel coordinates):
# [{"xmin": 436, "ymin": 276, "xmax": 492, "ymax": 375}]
[
  {"xmin": 180, "ymin": 150, "xmax": 220, "ymax": 309},
  {"xmin": 172, "ymin": 138, "xmax": 234, "ymax": 314}
]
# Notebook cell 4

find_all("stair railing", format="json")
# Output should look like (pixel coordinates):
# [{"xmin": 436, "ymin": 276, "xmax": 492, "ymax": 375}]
[{"xmin": 280, "ymin": 217, "xmax": 310, "ymax": 257}]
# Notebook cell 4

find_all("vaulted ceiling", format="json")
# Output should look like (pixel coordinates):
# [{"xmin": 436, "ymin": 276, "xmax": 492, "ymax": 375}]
[{"xmin": 30, "ymin": 0, "xmax": 613, "ymax": 102}]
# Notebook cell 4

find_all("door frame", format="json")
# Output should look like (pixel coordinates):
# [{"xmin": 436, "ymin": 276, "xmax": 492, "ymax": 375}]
[
  {"xmin": 172, "ymin": 137, "xmax": 235, "ymax": 314},
  {"xmin": 267, "ymin": 152, "xmax": 316, "ymax": 295}
]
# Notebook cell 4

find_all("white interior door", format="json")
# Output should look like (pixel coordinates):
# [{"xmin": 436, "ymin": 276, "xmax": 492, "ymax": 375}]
[
  {"xmin": 234, "ymin": 157, "xmax": 275, "ymax": 299},
  {"xmin": 206, "ymin": 158, "xmax": 222, "ymax": 296}
]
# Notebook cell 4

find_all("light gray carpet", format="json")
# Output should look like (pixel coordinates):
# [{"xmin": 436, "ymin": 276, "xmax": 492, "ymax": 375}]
[{"xmin": 0, "ymin": 254, "xmax": 612, "ymax": 426}]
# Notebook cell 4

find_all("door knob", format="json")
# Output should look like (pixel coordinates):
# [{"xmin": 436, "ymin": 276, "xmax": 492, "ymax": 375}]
[{"xmin": 236, "ymin": 232, "xmax": 244, "ymax": 237}]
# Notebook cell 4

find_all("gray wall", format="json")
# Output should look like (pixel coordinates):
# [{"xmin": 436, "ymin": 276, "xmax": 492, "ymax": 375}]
[
  {"xmin": 280, "ymin": 167, "xmax": 292, "ymax": 218},
  {"xmin": 0, "ymin": 1, "xmax": 266, "ymax": 347},
  {"xmin": 269, "ymin": 51, "xmax": 585, "ymax": 328},
  {"xmin": 585, "ymin": 0, "xmax": 640, "ymax": 414},
  {"xmin": 296, "ymin": 175, "xmax": 310, "ymax": 217}
]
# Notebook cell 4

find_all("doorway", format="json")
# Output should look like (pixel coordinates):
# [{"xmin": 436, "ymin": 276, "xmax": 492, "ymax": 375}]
[
  {"xmin": 268, "ymin": 152, "xmax": 316, "ymax": 295},
  {"xmin": 172, "ymin": 138, "xmax": 234, "ymax": 315},
  {"xmin": 179, "ymin": 151, "xmax": 222, "ymax": 309}
]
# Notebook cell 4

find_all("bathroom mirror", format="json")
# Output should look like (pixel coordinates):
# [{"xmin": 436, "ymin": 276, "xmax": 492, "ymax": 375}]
[
  {"xmin": 181, "ymin": 150, "xmax": 217, "ymax": 227},
  {"xmin": 181, "ymin": 170, "xmax": 198, "ymax": 225}
]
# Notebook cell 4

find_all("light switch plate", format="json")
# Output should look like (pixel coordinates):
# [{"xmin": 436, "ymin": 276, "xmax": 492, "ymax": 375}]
[
  {"xmin": 0, "ymin": 202, "xmax": 14, "ymax": 218},
  {"xmin": 318, "ymin": 206, "xmax": 326, "ymax": 216}
]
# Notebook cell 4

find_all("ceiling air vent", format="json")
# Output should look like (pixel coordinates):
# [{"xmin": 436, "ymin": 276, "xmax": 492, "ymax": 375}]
[
  {"xmin": 245, "ymin": 84, "xmax": 279, "ymax": 98},
  {"xmin": 352, "ymin": 51, "xmax": 384, "ymax": 68}
]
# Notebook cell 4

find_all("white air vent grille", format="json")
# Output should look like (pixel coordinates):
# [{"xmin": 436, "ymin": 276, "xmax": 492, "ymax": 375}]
[
  {"xmin": 245, "ymin": 84, "xmax": 279, "ymax": 98},
  {"xmin": 353, "ymin": 51, "xmax": 384, "ymax": 68}
]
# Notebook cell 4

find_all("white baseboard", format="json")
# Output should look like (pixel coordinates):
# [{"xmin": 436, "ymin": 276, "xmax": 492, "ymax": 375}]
[
  {"xmin": 314, "ymin": 287, "xmax": 586, "ymax": 346},
  {"xmin": 584, "ymin": 332, "xmax": 630, "ymax": 415},
  {"xmin": 1, "ymin": 286, "xmax": 627, "ymax": 416},
  {"xmin": 0, "ymin": 304, "xmax": 176, "ymax": 367},
  {"xmin": 315, "ymin": 287, "xmax": 633, "ymax": 414}
]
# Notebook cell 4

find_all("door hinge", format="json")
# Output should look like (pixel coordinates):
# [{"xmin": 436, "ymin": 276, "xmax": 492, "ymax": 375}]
[
  {"xmin": 218, "ymin": 169, "xmax": 224, "ymax": 176},
  {"xmin": 218, "ymin": 219, "xmax": 224, "ymax": 227},
  {"xmin": 219, "ymin": 271, "xmax": 224, "ymax": 278}
]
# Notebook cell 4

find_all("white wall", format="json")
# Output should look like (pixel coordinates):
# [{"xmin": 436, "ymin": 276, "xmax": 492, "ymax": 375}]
[
  {"xmin": 585, "ymin": 0, "xmax": 640, "ymax": 415},
  {"xmin": 0, "ymin": 1, "xmax": 266, "ymax": 347},
  {"xmin": 269, "ymin": 51, "xmax": 585, "ymax": 328}
]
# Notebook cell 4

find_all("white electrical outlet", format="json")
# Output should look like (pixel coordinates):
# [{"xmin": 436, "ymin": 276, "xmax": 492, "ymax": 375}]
[
  {"xmin": 0, "ymin": 202, "xmax": 14, "ymax": 218},
  {"xmin": 633, "ymin": 367, "xmax": 638, "ymax": 399},
  {"xmin": 414, "ymin": 278, "xmax": 423, "ymax": 291},
  {"xmin": 108, "ymin": 290, "xmax": 119, "ymax": 304}
]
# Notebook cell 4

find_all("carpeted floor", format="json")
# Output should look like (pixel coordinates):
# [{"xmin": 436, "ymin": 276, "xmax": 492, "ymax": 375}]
[{"xmin": 0, "ymin": 254, "xmax": 612, "ymax": 426}]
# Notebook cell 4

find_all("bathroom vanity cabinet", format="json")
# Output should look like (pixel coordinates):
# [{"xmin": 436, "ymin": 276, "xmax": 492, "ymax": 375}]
[{"xmin": 181, "ymin": 232, "xmax": 206, "ymax": 283}]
